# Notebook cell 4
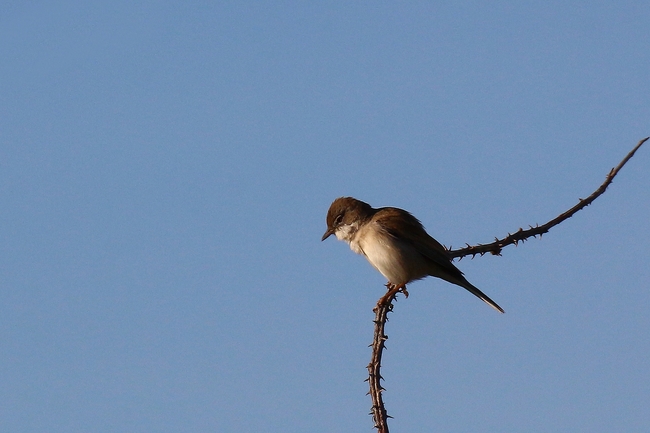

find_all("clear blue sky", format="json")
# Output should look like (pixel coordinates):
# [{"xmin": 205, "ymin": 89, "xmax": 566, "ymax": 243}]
[{"xmin": 1, "ymin": 2, "xmax": 649, "ymax": 432}]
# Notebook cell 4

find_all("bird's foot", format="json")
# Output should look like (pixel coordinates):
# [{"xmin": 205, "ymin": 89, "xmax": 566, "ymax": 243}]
[{"xmin": 379, "ymin": 283, "xmax": 408, "ymax": 306}]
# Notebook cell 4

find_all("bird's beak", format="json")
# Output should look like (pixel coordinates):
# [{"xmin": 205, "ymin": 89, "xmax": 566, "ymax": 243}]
[{"xmin": 321, "ymin": 228, "xmax": 334, "ymax": 241}]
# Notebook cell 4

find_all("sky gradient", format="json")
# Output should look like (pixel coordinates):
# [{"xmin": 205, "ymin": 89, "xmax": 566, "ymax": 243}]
[{"xmin": 1, "ymin": 2, "xmax": 649, "ymax": 432}]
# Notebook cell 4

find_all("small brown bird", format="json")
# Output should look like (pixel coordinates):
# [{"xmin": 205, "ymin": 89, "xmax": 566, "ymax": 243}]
[{"xmin": 322, "ymin": 197, "xmax": 504, "ymax": 313}]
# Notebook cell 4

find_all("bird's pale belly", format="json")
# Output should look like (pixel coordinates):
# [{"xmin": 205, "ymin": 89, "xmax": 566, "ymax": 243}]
[{"xmin": 351, "ymin": 226, "xmax": 428, "ymax": 284}]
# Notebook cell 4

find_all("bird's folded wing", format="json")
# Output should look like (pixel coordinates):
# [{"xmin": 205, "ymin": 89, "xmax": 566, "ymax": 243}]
[{"xmin": 374, "ymin": 207, "xmax": 463, "ymax": 276}]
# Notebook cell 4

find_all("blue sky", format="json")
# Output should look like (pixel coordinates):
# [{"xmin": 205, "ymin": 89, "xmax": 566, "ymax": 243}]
[{"xmin": 1, "ymin": 2, "xmax": 649, "ymax": 432}]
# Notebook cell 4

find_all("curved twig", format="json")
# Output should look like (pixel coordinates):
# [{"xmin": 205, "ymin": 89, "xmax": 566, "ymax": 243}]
[
  {"xmin": 449, "ymin": 137, "xmax": 648, "ymax": 259},
  {"xmin": 367, "ymin": 138, "xmax": 647, "ymax": 432}
]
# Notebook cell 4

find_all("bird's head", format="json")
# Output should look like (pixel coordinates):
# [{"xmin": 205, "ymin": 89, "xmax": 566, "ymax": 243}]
[{"xmin": 322, "ymin": 197, "xmax": 374, "ymax": 242}]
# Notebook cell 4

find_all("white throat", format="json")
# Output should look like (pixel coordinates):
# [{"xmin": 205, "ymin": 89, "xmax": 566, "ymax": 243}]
[
  {"xmin": 334, "ymin": 222, "xmax": 359, "ymax": 244},
  {"xmin": 335, "ymin": 221, "xmax": 367, "ymax": 256}
]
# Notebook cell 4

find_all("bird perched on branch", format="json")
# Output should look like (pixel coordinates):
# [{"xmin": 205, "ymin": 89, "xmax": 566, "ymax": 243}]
[{"xmin": 322, "ymin": 197, "xmax": 504, "ymax": 313}]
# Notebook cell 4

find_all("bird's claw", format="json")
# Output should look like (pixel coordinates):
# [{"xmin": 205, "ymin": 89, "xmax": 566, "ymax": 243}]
[{"xmin": 379, "ymin": 283, "xmax": 409, "ymax": 306}]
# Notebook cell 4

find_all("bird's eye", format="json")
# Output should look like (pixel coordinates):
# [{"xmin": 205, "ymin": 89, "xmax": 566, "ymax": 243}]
[{"xmin": 334, "ymin": 214, "xmax": 343, "ymax": 226}]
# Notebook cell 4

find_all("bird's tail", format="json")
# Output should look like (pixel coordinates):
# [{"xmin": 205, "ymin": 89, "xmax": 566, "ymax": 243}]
[{"xmin": 445, "ymin": 273, "xmax": 504, "ymax": 313}]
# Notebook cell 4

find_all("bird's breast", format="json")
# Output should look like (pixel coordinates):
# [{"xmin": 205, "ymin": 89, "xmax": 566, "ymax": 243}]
[{"xmin": 352, "ymin": 221, "xmax": 425, "ymax": 284}]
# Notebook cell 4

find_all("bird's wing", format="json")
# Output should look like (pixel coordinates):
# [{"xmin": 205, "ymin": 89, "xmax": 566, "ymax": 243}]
[
  {"xmin": 373, "ymin": 207, "xmax": 463, "ymax": 277},
  {"xmin": 374, "ymin": 207, "xmax": 504, "ymax": 313}
]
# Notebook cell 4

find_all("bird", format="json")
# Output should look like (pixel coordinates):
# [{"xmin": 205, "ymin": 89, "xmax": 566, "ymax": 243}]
[{"xmin": 321, "ymin": 197, "xmax": 504, "ymax": 313}]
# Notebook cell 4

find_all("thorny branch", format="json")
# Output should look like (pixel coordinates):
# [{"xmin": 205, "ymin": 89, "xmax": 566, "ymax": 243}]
[
  {"xmin": 449, "ymin": 137, "xmax": 649, "ymax": 260},
  {"xmin": 367, "ymin": 290, "xmax": 396, "ymax": 433},
  {"xmin": 367, "ymin": 138, "xmax": 648, "ymax": 433}
]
